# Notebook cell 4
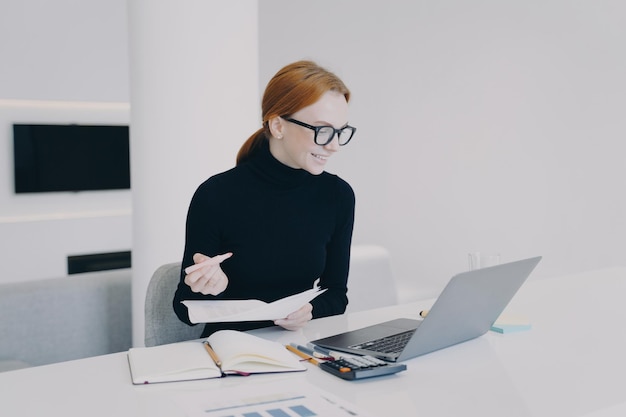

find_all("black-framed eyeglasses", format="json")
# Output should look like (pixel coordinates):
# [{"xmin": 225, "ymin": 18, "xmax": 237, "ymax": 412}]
[{"xmin": 283, "ymin": 117, "xmax": 356, "ymax": 146}]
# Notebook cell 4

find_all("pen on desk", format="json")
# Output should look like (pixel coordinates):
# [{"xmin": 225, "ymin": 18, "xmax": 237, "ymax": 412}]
[
  {"xmin": 290, "ymin": 343, "xmax": 333, "ymax": 360},
  {"xmin": 306, "ymin": 343, "xmax": 343, "ymax": 360},
  {"xmin": 203, "ymin": 341, "xmax": 222, "ymax": 367},
  {"xmin": 306, "ymin": 343, "xmax": 331, "ymax": 356},
  {"xmin": 419, "ymin": 309, "xmax": 429, "ymax": 318},
  {"xmin": 285, "ymin": 344, "xmax": 320, "ymax": 366}
]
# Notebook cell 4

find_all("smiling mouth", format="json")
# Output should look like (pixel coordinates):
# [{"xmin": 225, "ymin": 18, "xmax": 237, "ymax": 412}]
[{"xmin": 312, "ymin": 153, "xmax": 328, "ymax": 161}]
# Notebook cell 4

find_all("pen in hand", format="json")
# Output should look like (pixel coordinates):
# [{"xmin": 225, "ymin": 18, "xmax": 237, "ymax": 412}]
[{"xmin": 185, "ymin": 252, "xmax": 233, "ymax": 275}]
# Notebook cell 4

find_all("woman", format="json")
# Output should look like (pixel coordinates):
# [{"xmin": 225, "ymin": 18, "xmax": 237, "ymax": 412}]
[{"xmin": 173, "ymin": 60, "xmax": 356, "ymax": 337}]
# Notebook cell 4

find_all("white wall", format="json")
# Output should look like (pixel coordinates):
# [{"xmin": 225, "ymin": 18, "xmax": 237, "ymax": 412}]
[
  {"xmin": 0, "ymin": 0, "xmax": 132, "ymax": 282},
  {"xmin": 0, "ymin": 100, "xmax": 131, "ymax": 284},
  {"xmin": 1, "ymin": 0, "xmax": 625, "ymax": 303},
  {"xmin": 259, "ymin": 0, "xmax": 626, "ymax": 296},
  {"xmin": 0, "ymin": 0, "xmax": 131, "ymax": 284},
  {"xmin": 0, "ymin": 0, "xmax": 129, "ymax": 101}
]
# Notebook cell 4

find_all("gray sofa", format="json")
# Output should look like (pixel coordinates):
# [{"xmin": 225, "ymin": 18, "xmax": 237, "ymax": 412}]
[{"xmin": 0, "ymin": 268, "xmax": 132, "ymax": 372}]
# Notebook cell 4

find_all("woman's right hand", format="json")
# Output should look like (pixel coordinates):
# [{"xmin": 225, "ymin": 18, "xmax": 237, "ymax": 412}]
[{"xmin": 184, "ymin": 252, "xmax": 232, "ymax": 295}]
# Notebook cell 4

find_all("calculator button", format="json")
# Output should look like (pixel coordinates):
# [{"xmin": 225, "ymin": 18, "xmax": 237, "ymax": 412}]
[
  {"xmin": 319, "ymin": 360, "xmax": 407, "ymax": 381},
  {"xmin": 342, "ymin": 358, "xmax": 363, "ymax": 368},
  {"xmin": 362, "ymin": 355, "xmax": 386, "ymax": 366}
]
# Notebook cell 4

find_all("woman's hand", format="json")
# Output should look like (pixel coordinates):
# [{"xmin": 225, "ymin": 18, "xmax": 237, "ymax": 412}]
[
  {"xmin": 184, "ymin": 252, "xmax": 232, "ymax": 295},
  {"xmin": 274, "ymin": 303, "xmax": 313, "ymax": 331}
]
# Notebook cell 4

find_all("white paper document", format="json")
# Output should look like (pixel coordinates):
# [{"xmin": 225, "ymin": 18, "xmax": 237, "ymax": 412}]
[
  {"xmin": 182, "ymin": 287, "xmax": 327, "ymax": 323},
  {"xmin": 175, "ymin": 380, "xmax": 378, "ymax": 417}
]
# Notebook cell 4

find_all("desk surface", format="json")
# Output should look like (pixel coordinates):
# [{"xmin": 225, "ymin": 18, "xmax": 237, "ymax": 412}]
[{"xmin": 2, "ymin": 267, "xmax": 626, "ymax": 417}]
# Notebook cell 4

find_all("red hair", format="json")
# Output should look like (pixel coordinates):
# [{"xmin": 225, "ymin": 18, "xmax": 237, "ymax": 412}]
[{"xmin": 236, "ymin": 61, "xmax": 351, "ymax": 165}]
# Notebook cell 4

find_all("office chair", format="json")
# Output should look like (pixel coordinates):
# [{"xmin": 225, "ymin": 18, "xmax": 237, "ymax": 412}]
[
  {"xmin": 144, "ymin": 262, "xmax": 203, "ymax": 347},
  {"xmin": 345, "ymin": 245, "xmax": 399, "ymax": 313}
]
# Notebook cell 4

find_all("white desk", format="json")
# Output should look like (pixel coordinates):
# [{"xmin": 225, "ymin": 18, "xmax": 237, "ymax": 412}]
[{"xmin": 2, "ymin": 267, "xmax": 625, "ymax": 417}]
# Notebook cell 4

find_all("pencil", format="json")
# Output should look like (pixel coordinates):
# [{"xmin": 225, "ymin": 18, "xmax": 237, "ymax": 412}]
[
  {"xmin": 285, "ymin": 344, "xmax": 320, "ymax": 366},
  {"xmin": 204, "ymin": 341, "xmax": 222, "ymax": 367}
]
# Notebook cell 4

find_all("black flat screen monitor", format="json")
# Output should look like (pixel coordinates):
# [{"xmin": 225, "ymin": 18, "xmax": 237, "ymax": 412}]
[{"xmin": 13, "ymin": 123, "xmax": 130, "ymax": 193}]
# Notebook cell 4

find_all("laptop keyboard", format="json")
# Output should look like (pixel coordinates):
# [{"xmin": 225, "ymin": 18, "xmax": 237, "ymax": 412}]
[{"xmin": 349, "ymin": 329, "xmax": 416, "ymax": 354}]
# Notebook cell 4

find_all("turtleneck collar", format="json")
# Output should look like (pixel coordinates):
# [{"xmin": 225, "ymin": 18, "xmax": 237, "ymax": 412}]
[{"xmin": 247, "ymin": 139, "xmax": 314, "ymax": 188}]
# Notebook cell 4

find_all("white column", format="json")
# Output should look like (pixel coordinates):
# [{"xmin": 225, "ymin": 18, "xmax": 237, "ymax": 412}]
[{"xmin": 127, "ymin": 0, "xmax": 259, "ymax": 346}]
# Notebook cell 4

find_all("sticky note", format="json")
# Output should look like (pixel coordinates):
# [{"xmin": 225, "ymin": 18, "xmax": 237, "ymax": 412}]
[{"xmin": 490, "ymin": 314, "xmax": 531, "ymax": 334}]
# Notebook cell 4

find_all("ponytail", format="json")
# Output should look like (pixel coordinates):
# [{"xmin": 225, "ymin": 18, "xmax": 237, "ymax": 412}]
[{"xmin": 236, "ymin": 127, "xmax": 267, "ymax": 165}]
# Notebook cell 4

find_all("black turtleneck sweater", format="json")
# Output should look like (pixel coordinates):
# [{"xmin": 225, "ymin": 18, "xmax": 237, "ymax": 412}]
[{"xmin": 173, "ymin": 141, "xmax": 355, "ymax": 336}]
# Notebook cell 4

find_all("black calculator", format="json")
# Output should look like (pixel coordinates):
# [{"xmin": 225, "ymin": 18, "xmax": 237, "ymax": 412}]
[{"xmin": 318, "ymin": 354, "xmax": 406, "ymax": 380}]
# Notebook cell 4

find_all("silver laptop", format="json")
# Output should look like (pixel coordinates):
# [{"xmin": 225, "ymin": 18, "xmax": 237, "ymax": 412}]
[{"xmin": 312, "ymin": 256, "xmax": 542, "ymax": 362}]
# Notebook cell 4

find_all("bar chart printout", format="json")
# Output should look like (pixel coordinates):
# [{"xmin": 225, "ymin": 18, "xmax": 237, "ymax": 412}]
[
  {"xmin": 175, "ymin": 382, "xmax": 377, "ymax": 417},
  {"xmin": 205, "ymin": 395, "xmax": 316, "ymax": 417}
]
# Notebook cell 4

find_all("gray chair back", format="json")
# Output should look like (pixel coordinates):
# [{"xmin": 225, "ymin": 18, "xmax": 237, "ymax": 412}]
[
  {"xmin": 144, "ymin": 262, "xmax": 203, "ymax": 347},
  {"xmin": 345, "ymin": 245, "xmax": 398, "ymax": 313}
]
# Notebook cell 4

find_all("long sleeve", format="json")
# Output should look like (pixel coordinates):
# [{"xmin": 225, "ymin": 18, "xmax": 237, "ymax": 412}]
[
  {"xmin": 172, "ymin": 177, "xmax": 226, "ymax": 326},
  {"xmin": 310, "ymin": 178, "xmax": 355, "ymax": 318},
  {"xmin": 173, "ymin": 142, "xmax": 355, "ymax": 336}
]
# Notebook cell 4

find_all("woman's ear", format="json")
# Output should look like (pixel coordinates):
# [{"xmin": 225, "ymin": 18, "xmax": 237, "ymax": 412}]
[{"xmin": 268, "ymin": 116, "xmax": 284, "ymax": 140}]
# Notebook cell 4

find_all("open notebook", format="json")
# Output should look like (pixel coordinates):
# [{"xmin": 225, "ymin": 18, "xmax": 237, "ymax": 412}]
[{"xmin": 128, "ymin": 330, "xmax": 305, "ymax": 384}]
